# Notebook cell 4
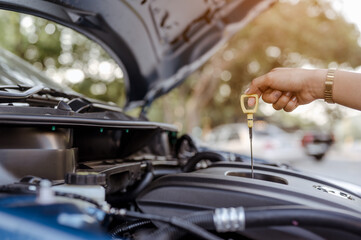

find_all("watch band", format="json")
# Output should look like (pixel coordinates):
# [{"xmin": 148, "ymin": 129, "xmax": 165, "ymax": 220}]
[{"xmin": 324, "ymin": 69, "xmax": 335, "ymax": 104}]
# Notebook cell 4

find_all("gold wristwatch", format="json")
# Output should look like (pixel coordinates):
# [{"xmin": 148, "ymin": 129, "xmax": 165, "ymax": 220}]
[{"xmin": 324, "ymin": 69, "xmax": 335, "ymax": 104}]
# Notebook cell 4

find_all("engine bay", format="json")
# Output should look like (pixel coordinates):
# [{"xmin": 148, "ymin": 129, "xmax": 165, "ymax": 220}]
[{"xmin": 1, "ymin": 112, "xmax": 361, "ymax": 240}]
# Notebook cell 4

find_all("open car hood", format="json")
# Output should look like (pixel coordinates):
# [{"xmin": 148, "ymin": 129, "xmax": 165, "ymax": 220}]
[{"xmin": 0, "ymin": 0, "xmax": 275, "ymax": 109}]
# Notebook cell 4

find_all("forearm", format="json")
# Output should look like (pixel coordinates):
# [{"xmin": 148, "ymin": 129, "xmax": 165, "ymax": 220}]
[{"xmin": 332, "ymin": 70, "xmax": 361, "ymax": 110}]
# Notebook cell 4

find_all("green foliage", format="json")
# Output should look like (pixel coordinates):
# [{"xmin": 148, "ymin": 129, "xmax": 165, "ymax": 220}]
[{"xmin": 0, "ymin": 10, "xmax": 126, "ymax": 106}]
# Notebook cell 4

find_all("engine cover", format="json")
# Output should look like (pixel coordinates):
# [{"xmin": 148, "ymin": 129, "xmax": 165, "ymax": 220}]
[{"xmin": 137, "ymin": 162, "xmax": 361, "ymax": 239}]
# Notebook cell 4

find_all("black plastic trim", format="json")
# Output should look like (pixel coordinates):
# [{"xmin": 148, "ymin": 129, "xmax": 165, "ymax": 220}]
[{"xmin": 0, "ymin": 114, "xmax": 177, "ymax": 131}]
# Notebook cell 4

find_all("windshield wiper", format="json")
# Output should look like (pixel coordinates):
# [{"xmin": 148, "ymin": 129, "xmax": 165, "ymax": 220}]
[
  {"xmin": 0, "ymin": 85, "xmax": 123, "ymax": 113},
  {"xmin": 0, "ymin": 85, "xmax": 44, "ymax": 99},
  {"xmin": 0, "ymin": 85, "xmax": 79, "ymax": 100},
  {"xmin": 0, "ymin": 85, "xmax": 85, "ymax": 110}
]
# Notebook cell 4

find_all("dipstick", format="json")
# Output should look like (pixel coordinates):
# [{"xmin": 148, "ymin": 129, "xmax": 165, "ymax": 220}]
[{"xmin": 240, "ymin": 94, "xmax": 259, "ymax": 178}]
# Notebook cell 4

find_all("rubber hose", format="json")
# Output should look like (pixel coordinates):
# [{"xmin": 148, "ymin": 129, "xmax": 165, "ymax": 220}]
[
  {"xmin": 245, "ymin": 207, "xmax": 361, "ymax": 236},
  {"xmin": 110, "ymin": 219, "xmax": 152, "ymax": 239},
  {"xmin": 139, "ymin": 206, "xmax": 361, "ymax": 239},
  {"xmin": 127, "ymin": 210, "xmax": 221, "ymax": 240},
  {"xmin": 144, "ymin": 211, "xmax": 215, "ymax": 240},
  {"xmin": 182, "ymin": 151, "xmax": 226, "ymax": 172},
  {"xmin": 174, "ymin": 134, "xmax": 198, "ymax": 158}
]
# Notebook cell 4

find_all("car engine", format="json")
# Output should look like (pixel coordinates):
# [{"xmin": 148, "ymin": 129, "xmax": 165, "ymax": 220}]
[{"xmin": 1, "ymin": 91, "xmax": 361, "ymax": 240}]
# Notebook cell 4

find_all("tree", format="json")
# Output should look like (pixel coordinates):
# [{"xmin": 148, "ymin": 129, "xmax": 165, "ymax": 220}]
[{"xmin": 0, "ymin": 10, "xmax": 126, "ymax": 106}]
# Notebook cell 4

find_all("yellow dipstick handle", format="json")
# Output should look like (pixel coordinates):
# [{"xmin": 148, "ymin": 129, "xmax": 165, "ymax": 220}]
[
  {"xmin": 240, "ymin": 94, "xmax": 259, "ymax": 128},
  {"xmin": 240, "ymin": 94, "xmax": 259, "ymax": 179}
]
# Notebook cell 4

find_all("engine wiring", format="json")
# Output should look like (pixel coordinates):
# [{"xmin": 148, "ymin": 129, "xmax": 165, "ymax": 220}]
[{"xmin": 108, "ymin": 208, "xmax": 222, "ymax": 240}]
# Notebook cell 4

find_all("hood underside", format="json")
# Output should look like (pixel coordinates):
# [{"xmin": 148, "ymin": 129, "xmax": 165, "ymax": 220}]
[{"xmin": 0, "ymin": 0, "xmax": 275, "ymax": 109}]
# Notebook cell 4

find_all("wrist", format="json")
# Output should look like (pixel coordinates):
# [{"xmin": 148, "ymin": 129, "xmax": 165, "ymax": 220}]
[{"xmin": 310, "ymin": 69, "xmax": 328, "ymax": 100}]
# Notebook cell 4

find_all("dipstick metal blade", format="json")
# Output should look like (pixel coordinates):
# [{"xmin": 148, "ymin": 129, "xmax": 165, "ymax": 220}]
[{"xmin": 249, "ymin": 127, "xmax": 254, "ymax": 178}]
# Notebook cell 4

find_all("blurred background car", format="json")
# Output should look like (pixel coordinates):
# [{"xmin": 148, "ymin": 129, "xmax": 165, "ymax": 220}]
[
  {"xmin": 301, "ymin": 131, "xmax": 335, "ymax": 161},
  {"xmin": 203, "ymin": 121, "xmax": 306, "ymax": 164}
]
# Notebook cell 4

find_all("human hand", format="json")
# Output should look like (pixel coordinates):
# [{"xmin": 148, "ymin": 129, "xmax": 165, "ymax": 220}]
[{"xmin": 245, "ymin": 68, "xmax": 326, "ymax": 112}]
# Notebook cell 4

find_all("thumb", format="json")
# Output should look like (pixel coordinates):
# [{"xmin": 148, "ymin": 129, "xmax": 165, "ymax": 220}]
[{"xmin": 244, "ymin": 88, "xmax": 258, "ymax": 107}]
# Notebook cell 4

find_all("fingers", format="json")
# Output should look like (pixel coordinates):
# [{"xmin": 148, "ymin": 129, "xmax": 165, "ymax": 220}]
[
  {"xmin": 251, "ymin": 68, "xmax": 286, "ymax": 92},
  {"xmin": 245, "ymin": 88, "xmax": 282, "ymax": 107},
  {"xmin": 248, "ymin": 97, "xmax": 256, "ymax": 106},
  {"xmin": 264, "ymin": 90, "xmax": 299, "ymax": 112},
  {"xmin": 244, "ymin": 68, "xmax": 304, "ymax": 112},
  {"xmin": 284, "ymin": 96, "xmax": 298, "ymax": 112},
  {"xmin": 272, "ymin": 92, "xmax": 292, "ymax": 110},
  {"xmin": 245, "ymin": 71, "xmax": 275, "ymax": 96},
  {"xmin": 245, "ymin": 68, "xmax": 284, "ymax": 99},
  {"xmin": 245, "ymin": 88, "xmax": 299, "ymax": 112},
  {"xmin": 244, "ymin": 85, "xmax": 262, "ymax": 99},
  {"xmin": 262, "ymin": 89, "xmax": 282, "ymax": 104},
  {"xmin": 244, "ymin": 88, "xmax": 259, "ymax": 107},
  {"xmin": 272, "ymin": 92, "xmax": 299, "ymax": 112}
]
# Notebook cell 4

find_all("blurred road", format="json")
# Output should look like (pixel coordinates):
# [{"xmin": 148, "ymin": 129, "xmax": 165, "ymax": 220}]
[{"xmin": 291, "ymin": 145, "xmax": 361, "ymax": 185}]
